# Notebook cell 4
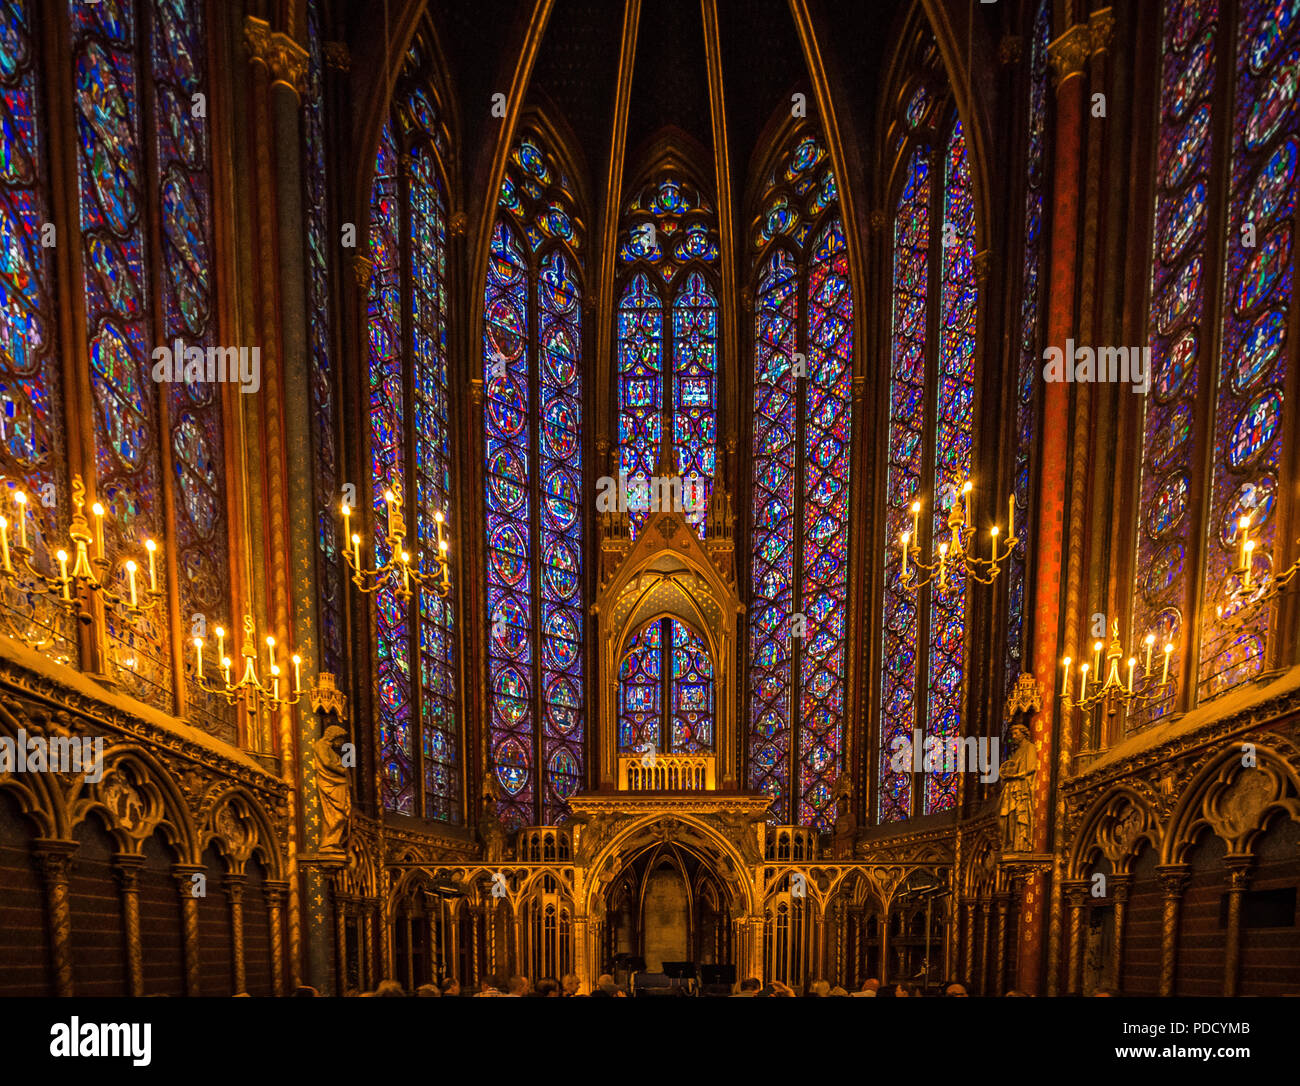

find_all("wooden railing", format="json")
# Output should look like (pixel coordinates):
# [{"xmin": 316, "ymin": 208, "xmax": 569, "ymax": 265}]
[{"xmin": 618, "ymin": 753, "xmax": 716, "ymax": 792}]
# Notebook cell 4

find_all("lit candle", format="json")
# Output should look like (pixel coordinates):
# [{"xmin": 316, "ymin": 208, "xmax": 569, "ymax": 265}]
[
  {"xmin": 1079, "ymin": 662, "xmax": 1089, "ymax": 702},
  {"xmin": 435, "ymin": 509, "xmax": 445, "ymax": 549},
  {"xmin": 1008, "ymin": 494, "xmax": 1015, "ymax": 541},
  {"xmin": 341, "ymin": 501, "xmax": 351, "ymax": 553},
  {"xmin": 221, "ymin": 656, "xmax": 232, "ymax": 686},
  {"xmin": 265, "ymin": 634, "xmax": 276, "ymax": 675},
  {"xmin": 292, "ymin": 654, "xmax": 302, "ymax": 694},
  {"xmin": 271, "ymin": 664, "xmax": 280, "ymax": 703},
  {"xmin": 962, "ymin": 480, "xmax": 972, "ymax": 526},
  {"xmin": 1238, "ymin": 514, "xmax": 1252, "ymax": 570},
  {"xmin": 1162, "ymin": 643, "xmax": 1173, "ymax": 685},
  {"xmin": 0, "ymin": 514, "xmax": 10, "ymax": 573},
  {"xmin": 91, "ymin": 502, "xmax": 105, "ymax": 560},
  {"xmin": 352, "ymin": 533, "xmax": 362, "ymax": 570},
  {"xmin": 1093, "ymin": 640, "xmax": 1103, "ymax": 678},
  {"xmin": 1243, "ymin": 539, "xmax": 1256, "ymax": 588},
  {"xmin": 990, "ymin": 525, "xmax": 999, "ymax": 560},
  {"xmin": 1126, "ymin": 657, "xmax": 1136, "ymax": 696},
  {"xmin": 145, "ymin": 539, "xmax": 157, "ymax": 592},
  {"xmin": 124, "ymin": 559, "xmax": 138, "ymax": 609},
  {"xmin": 910, "ymin": 500, "xmax": 921, "ymax": 542},
  {"xmin": 194, "ymin": 636, "xmax": 204, "ymax": 678},
  {"xmin": 56, "ymin": 549, "xmax": 69, "ymax": 600},
  {"xmin": 216, "ymin": 626, "xmax": 225, "ymax": 663},
  {"xmin": 900, "ymin": 531, "xmax": 910, "ymax": 579},
  {"xmin": 938, "ymin": 542, "xmax": 948, "ymax": 589},
  {"xmin": 1143, "ymin": 633, "xmax": 1155, "ymax": 676},
  {"xmin": 1061, "ymin": 656, "xmax": 1072, "ymax": 700},
  {"xmin": 14, "ymin": 491, "xmax": 27, "ymax": 550}
]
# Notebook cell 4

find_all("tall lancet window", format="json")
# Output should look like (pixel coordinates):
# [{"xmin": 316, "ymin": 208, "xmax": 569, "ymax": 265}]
[
  {"xmin": 365, "ymin": 46, "xmax": 460, "ymax": 819},
  {"xmin": 878, "ymin": 96, "xmax": 978, "ymax": 823},
  {"xmin": 1005, "ymin": 0, "xmax": 1050, "ymax": 706},
  {"xmin": 0, "ymin": 0, "xmax": 71, "ymax": 659},
  {"xmin": 617, "ymin": 618, "xmax": 715, "ymax": 756},
  {"xmin": 748, "ymin": 133, "xmax": 853, "ymax": 830},
  {"xmin": 616, "ymin": 176, "xmax": 720, "ymax": 539},
  {"xmin": 1131, "ymin": 0, "xmax": 1299, "ymax": 721},
  {"xmin": 483, "ymin": 131, "xmax": 585, "ymax": 829}
]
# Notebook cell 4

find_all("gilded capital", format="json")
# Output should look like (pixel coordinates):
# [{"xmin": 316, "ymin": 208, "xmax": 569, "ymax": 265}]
[
  {"xmin": 1048, "ymin": 23, "xmax": 1091, "ymax": 88},
  {"xmin": 351, "ymin": 253, "xmax": 374, "ymax": 287},
  {"xmin": 974, "ymin": 250, "xmax": 991, "ymax": 284},
  {"xmin": 1089, "ymin": 8, "xmax": 1115, "ymax": 55},
  {"xmin": 323, "ymin": 41, "xmax": 351, "ymax": 72},
  {"xmin": 243, "ymin": 16, "xmax": 309, "ymax": 99}
]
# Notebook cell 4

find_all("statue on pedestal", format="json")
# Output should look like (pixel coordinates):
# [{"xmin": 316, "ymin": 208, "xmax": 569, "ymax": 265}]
[
  {"xmin": 998, "ymin": 723, "xmax": 1037, "ymax": 853},
  {"xmin": 480, "ymin": 771, "xmax": 507, "ymax": 864},
  {"xmin": 314, "ymin": 724, "xmax": 351, "ymax": 854}
]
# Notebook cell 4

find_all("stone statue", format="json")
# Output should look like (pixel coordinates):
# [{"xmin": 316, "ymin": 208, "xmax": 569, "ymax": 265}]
[
  {"xmin": 831, "ymin": 772, "xmax": 854, "ymax": 859},
  {"xmin": 314, "ymin": 724, "xmax": 351, "ymax": 854},
  {"xmin": 998, "ymin": 723, "xmax": 1037, "ymax": 853},
  {"xmin": 480, "ymin": 771, "xmax": 507, "ymax": 865}
]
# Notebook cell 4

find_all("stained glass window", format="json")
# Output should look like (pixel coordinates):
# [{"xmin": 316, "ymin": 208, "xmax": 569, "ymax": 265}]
[
  {"xmin": 0, "ymin": 0, "xmax": 72, "ymax": 659},
  {"xmin": 617, "ymin": 618, "xmax": 715, "ymax": 755},
  {"xmin": 484, "ymin": 131, "xmax": 584, "ymax": 829},
  {"xmin": 1199, "ymin": 0, "xmax": 1298, "ymax": 695},
  {"xmin": 1132, "ymin": 0, "xmax": 1220, "ymax": 723},
  {"xmin": 1005, "ymin": 0, "xmax": 1050, "ymax": 706},
  {"xmin": 1132, "ymin": 0, "xmax": 1299, "ymax": 716},
  {"xmin": 748, "ymin": 133, "xmax": 853, "ymax": 830},
  {"xmin": 367, "ymin": 49, "xmax": 460, "ymax": 820},
  {"xmin": 878, "ymin": 113, "xmax": 978, "ymax": 823},
  {"xmin": 616, "ymin": 177, "xmax": 719, "ymax": 538},
  {"xmin": 305, "ymin": 0, "xmax": 344, "ymax": 679}
]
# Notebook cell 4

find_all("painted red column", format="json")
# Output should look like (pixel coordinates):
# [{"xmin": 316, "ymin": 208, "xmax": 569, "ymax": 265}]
[{"xmin": 1017, "ymin": 23, "xmax": 1091, "ymax": 995}]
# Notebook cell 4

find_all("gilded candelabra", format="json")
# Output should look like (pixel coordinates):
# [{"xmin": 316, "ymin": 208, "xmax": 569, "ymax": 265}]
[
  {"xmin": 1215, "ymin": 513, "xmax": 1300, "ymax": 626},
  {"xmin": 340, "ymin": 477, "xmax": 451, "ymax": 601},
  {"xmin": 0, "ymin": 475, "xmax": 163, "ymax": 625},
  {"xmin": 192, "ymin": 613, "xmax": 304, "ymax": 711},
  {"xmin": 896, "ymin": 480, "xmax": 1018, "ymax": 590},
  {"xmin": 1060, "ymin": 619, "xmax": 1175, "ymax": 714}
]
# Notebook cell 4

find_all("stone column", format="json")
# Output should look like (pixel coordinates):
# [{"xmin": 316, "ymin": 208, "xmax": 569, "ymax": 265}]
[
  {"xmin": 1064, "ymin": 883, "xmax": 1088, "ymax": 993},
  {"xmin": 995, "ymin": 896, "xmax": 1010, "ymax": 996},
  {"xmin": 1223, "ymin": 860, "xmax": 1252, "ymax": 997},
  {"xmin": 334, "ymin": 888, "xmax": 349, "ymax": 994},
  {"xmin": 173, "ymin": 865, "xmax": 204, "ymax": 996},
  {"xmin": 1109, "ymin": 874, "xmax": 1130, "ymax": 986},
  {"xmin": 1156, "ymin": 866, "xmax": 1190, "ymax": 997},
  {"xmin": 113, "ymin": 853, "xmax": 145, "ymax": 997},
  {"xmin": 1022, "ymin": 15, "xmax": 1092, "ymax": 996},
  {"xmin": 34, "ymin": 841, "xmax": 77, "ymax": 997},
  {"xmin": 226, "ymin": 873, "xmax": 247, "ymax": 995},
  {"xmin": 266, "ymin": 882, "xmax": 289, "ymax": 996},
  {"xmin": 978, "ymin": 901, "xmax": 992, "ymax": 995},
  {"xmin": 448, "ymin": 906, "xmax": 461, "ymax": 985},
  {"xmin": 962, "ymin": 900, "xmax": 975, "ymax": 986}
]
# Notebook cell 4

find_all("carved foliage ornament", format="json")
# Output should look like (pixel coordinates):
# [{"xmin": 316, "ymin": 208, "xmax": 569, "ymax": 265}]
[{"xmin": 243, "ymin": 17, "xmax": 309, "ymax": 97}]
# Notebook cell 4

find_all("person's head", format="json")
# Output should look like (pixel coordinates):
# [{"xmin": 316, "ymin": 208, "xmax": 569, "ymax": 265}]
[
  {"xmin": 1092, "ymin": 988, "xmax": 1119, "ymax": 998},
  {"xmin": 809, "ymin": 979, "xmax": 831, "ymax": 997},
  {"xmin": 740, "ymin": 977, "xmax": 762, "ymax": 992},
  {"xmin": 416, "ymin": 984, "xmax": 441, "ymax": 998},
  {"xmin": 507, "ymin": 975, "xmax": 529, "ymax": 996},
  {"xmin": 292, "ymin": 985, "xmax": 319, "ymax": 998},
  {"xmin": 535, "ymin": 978, "xmax": 560, "ymax": 998},
  {"xmin": 944, "ymin": 982, "xmax": 968, "ymax": 998},
  {"xmin": 597, "ymin": 973, "xmax": 617, "ymax": 992},
  {"xmin": 561, "ymin": 973, "xmax": 580, "ymax": 996},
  {"xmin": 374, "ymin": 980, "xmax": 406, "ymax": 997},
  {"xmin": 1005, "ymin": 989, "xmax": 1030, "ymax": 997},
  {"xmin": 894, "ymin": 983, "xmax": 910, "ymax": 998},
  {"xmin": 860, "ymin": 977, "xmax": 880, "ymax": 993},
  {"xmin": 440, "ymin": 978, "xmax": 460, "ymax": 996},
  {"xmin": 829, "ymin": 986, "xmax": 848, "ymax": 997}
]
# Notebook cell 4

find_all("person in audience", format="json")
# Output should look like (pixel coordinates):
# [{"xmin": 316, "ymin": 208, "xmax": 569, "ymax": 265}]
[
  {"xmin": 374, "ymin": 980, "xmax": 406, "ymax": 997},
  {"xmin": 943, "ymin": 982, "xmax": 969, "ymax": 997},
  {"xmin": 829, "ymin": 986, "xmax": 849, "ymax": 997},
  {"xmin": 439, "ymin": 978, "xmax": 461, "ymax": 997},
  {"xmin": 854, "ymin": 978, "xmax": 880, "ymax": 997},
  {"xmin": 733, "ymin": 977, "xmax": 762, "ymax": 996},
  {"xmin": 475, "ymin": 975, "xmax": 503, "ymax": 997},
  {"xmin": 1092, "ymin": 988, "xmax": 1119, "ymax": 997},
  {"xmin": 534, "ymin": 977, "xmax": 560, "ymax": 997},
  {"xmin": 560, "ymin": 973, "xmax": 580, "ymax": 997},
  {"xmin": 415, "ymin": 984, "xmax": 441, "ymax": 997},
  {"xmin": 506, "ymin": 975, "xmax": 529, "ymax": 997},
  {"xmin": 807, "ymin": 978, "xmax": 831, "ymax": 997},
  {"xmin": 292, "ymin": 985, "xmax": 319, "ymax": 997}
]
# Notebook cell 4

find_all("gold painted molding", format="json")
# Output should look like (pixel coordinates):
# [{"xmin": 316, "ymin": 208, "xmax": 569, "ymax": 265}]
[
  {"xmin": 1048, "ymin": 23, "xmax": 1092, "ymax": 87},
  {"xmin": 243, "ymin": 16, "xmax": 309, "ymax": 99}
]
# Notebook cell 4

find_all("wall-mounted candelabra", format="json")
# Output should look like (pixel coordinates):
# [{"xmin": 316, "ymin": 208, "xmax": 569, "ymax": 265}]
[
  {"xmin": 193, "ymin": 614, "xmax": 304, "ymax": 713},
  {"xmin": 0, "ymin": 475, "xmax": 163, "ymax": 627},
  {"xmin": 1215, "ymin": 513, "xmax": 1300, "ymax": 625},
  {"xmin": 340, "ymin": 476, "xmax": 451, "ymax": 601},
  {"xmin": 1060, "ymin": 620, "xmax": 1175, "ymax": 714},
  {"xmin": 896, "ymin": 480, "xmax": 1018, "ymax": 590}
]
